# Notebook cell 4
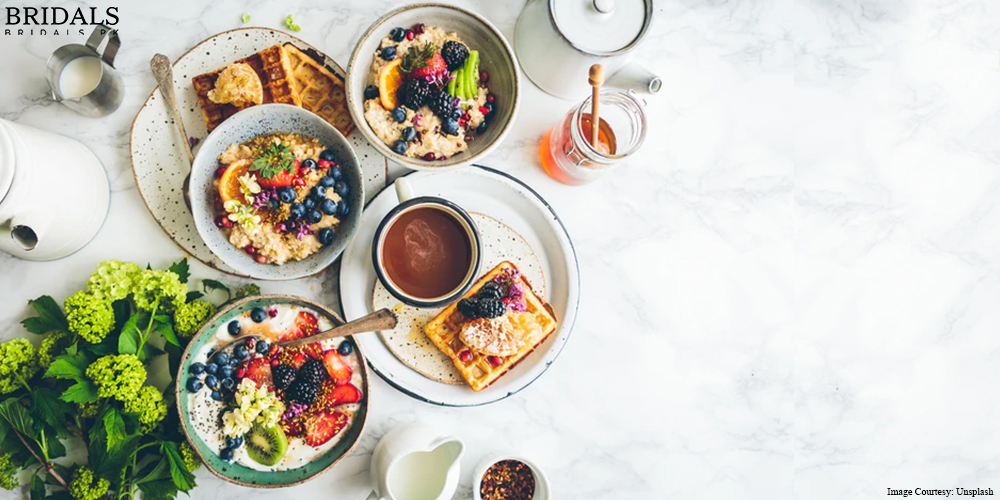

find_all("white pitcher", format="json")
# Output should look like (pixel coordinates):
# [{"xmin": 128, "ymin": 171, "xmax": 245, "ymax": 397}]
[
  {"xmin": 0, "ymin": 119, "xmax": 109, "ymax": 261},
  {"xmin": 371, "ymin": 423, "xmax": 465, "ymax": 500}
]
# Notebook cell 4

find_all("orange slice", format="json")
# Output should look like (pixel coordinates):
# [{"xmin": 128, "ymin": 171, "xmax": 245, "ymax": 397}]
[
  {"xmin": 378, "ymin": 58, "xmax": 404, "ymax": 110},
  {"xmin": 218, "ymin": 158, "xmax": 252, "ymax": 203}
]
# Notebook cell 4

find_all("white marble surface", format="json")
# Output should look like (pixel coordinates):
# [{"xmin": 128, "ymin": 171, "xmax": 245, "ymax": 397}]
[{"xmin": 3, "ymin": 0, "xmax": 996, "ymax": 499}]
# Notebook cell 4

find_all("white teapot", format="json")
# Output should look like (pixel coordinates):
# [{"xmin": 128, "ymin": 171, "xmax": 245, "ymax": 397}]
[
  {"xmin": 0, "ymin": 119, "xmax": 109, "ymax": 261},
  {"xmin": 371, "ymin": 423, "xmax": 465, "ymax": 500},
  {"xmin": 515, "ymin": 0, "xmax": 661, "ymax": 99}
]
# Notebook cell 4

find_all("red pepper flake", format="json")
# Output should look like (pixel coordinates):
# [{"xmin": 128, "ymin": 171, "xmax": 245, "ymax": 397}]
[{"xmin": 480, "ymin": 460, "xmax": 535, "ymax": 500}]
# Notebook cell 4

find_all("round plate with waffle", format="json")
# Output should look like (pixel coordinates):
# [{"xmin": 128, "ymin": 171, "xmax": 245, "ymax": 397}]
[{"xmin": 339, "ymin": 166, "xmax": 579, "ymax": 406}]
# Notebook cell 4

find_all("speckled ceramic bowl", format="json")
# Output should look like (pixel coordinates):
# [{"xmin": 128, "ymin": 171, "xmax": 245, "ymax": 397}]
[
  {"xmin": 176, "ymin": 295, "xmax": 369, "ymax": 488},
  {"xmin": 189, "ymin": 104, "xmax": 364, "ymax": 280},
  {"xmin": 346, "ymin": 3, "xmax": 520, "ymax": 171}
]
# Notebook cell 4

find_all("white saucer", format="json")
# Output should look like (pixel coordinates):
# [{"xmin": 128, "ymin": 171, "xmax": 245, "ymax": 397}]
[{"xmin": 339, "ymin": 166, "xmax": 579, "ymax": 406}]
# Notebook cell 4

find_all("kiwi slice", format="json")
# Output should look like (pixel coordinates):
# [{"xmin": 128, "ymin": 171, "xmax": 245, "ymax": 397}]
[{"xmin": 244, "ymin": 422, "xmax": 288, "ymax": 466}]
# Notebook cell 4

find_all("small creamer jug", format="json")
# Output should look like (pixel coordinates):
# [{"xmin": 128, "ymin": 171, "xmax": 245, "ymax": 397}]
[{"xmin": 371, "ymin": 423, "xmax": 465, "ymax": 500}]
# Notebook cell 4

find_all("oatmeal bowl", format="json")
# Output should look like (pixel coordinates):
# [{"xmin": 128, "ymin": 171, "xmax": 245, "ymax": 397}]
[
  {"xmin": 347, "ymin": 3, "xmax": 520, "ymax": 171},
  {"xmin": 190, "ymin": 104, "xmax": 364, "ymax": 279}
]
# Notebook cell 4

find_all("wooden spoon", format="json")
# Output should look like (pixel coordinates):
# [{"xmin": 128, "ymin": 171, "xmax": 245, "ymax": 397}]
[
  {"xmin": 150, "ymin": 53, "xmax": 195, "ymax": 211},
  {"xmin": 588, "ymin": 64, "xmax": 605, "ymax": 149}
]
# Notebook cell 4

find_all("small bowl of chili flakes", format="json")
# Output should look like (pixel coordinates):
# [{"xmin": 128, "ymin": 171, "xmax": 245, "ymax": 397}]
[{"xmin": 472, "ymin": 455, "xmax": 550, "ymax": 500}]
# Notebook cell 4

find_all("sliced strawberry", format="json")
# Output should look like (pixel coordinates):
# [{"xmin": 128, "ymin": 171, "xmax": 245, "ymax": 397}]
[
  {"xmin": 282, "ymin": 419, "xmax": 305, "ymax": 438},
  {"xmin": 256, "ymin": 167, "xmax": 297, "ymax": 188},
  {"xmin": 278, "ymin": 311, "xmax": 319, "ymax": 341},
  {"xmin": 321, "ymin": 350, "xmax": 353, "ymax": 386},
  {"xmin": 328, "ymin": 383, "xmax": 362, "ymax": 406},
  {"xmin": 290, "ymin": 352, "xmax": 308, "ymax": 369},
  {"xmin": 245, "ymin": 357, "xmax": 273, "ymax": 388},
  {"xmin": 410, "ymin": 52, "xmax": 446, "ymax": 80},
  {"xmin": 303, "ymin": 410, "xmax": 348, "ymax": 447}
]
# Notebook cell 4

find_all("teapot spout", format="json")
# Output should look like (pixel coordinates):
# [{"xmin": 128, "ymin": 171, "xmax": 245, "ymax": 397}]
[
  {"xmin": 9, "ymin": 211, "xmax": 49, "ymax": 251},
  {"xmin": 607, "ymin": 61, "xmax": 662, "ymax": 95}
]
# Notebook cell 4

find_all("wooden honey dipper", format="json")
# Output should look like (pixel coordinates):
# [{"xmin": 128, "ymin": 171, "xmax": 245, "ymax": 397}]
[{"xmin": 588, "ymin": 64, "xmax": 604, "ymax": 149}]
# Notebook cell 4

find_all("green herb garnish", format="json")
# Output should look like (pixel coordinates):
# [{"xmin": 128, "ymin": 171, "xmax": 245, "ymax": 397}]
[
  {"xmin": 285, "ymin": 14, "xmax": 301, "ymax": 32},
  {"xmin": 400, "ymin": 44, "xmax": 437, "ymax": 74},
  {"xmin": 250, "ymin": 143, "xmax": 295, "ymax": 179},
  {"xmin": 241, "ymin": 13, "xmax": 250, "ymax": 23}
]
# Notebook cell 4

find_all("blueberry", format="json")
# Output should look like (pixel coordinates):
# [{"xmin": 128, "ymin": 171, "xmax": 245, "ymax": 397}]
[
  {"xmin": 329, "ymin": 166, "xmax": 342, "ymax": 180},
  {"xmin": 278, "ymin": 187, "xmax": 296, "ymax": 203},
  {"xmin": 219, "ymin": 446, "xmax": 234, "ymax": 461},
  {"xmin": 476, "ymin": 120, "xmax": 488, "ymax": 134},
  {"xmin": 255, "ymin": 340, "xmax": 269, "ymax": 355},
  {"xmin": 390, "ymin": 27, "xmax": 405, "ymax": 42},
  {"xmin": 317, "ymin": 227, "xmax": 335, "ymax": 245},
  {"xmin": 204, "ymin": 374, "xmax": 218, "ymax": 389},
  {"xmin": 319, "ymin": 176, "xmax": 336, "ymax": 188},
  {"xmin": 269, "ymin": 198, "xmax": 281, "ymax": 210},
  {"xmin": 310, "ymin": 185, "xmax": 327, "ymax": 198},
  {"xmin": 451, "ymin": 108, "xmax": 463, "ymax": 119},
  {"xmin": 205, "ymin": 362, "xmax": 218, "ymax": 375},
  {"xmin": 380, "ymin": 46, "xmax": 396, "ymax": 60},
  {"xmin": 234, "ymin": 344, "xmax": 249, "ymax": 360},
  {"xmin": 392, "ymin": 140, "xmax": 408, "ymax": 154},
  {"xmin": 217, "ymin": 408, "xmax": 231, "ymax": 426},
  {"xmin": 227, "ymin": 320, "xmax": 241, "ymax": 336},
  {"xmin": 186, "ymin": 377, "xmax": 204, "ymax": 392},
  {"xmin": 320, "ymin": 198, "xmax": 338, "ymax": 216},
  {"xmin": 219, "ymin": 364, "xmax": 234, "ymax": 378},
  {"xmin": 250, "ymin": 307, "xmax": 267, "ymax": 323},
  {"xmin": 302, "ymin": 158, "xmax": 317, "ymax": 170},
  {"xmin": 483, "ymin": 103, "xmax": 494, "ymax": 115},
  {"xmin": 225, "ymin": 435, "xmax": 243, "ymax": 449},
  {"xmin": 291, "ymin": 203, "xmax": 307, "ymax": 219},
  {"xmin": 221, "ymin": 377, "xmax": 235, "ymax": 391},
  {"xmin": 363, "ymin": 85, "xmax": 379, "ymax": 100},
  {"xmin": 189, "ymin": 362, "xmax": 205, "ymax": 375},
  {"xmin": 442, "ymin": 118, "xmax": 460, "ymax": 136},
  {"xmin": 401, "ymin": 126, "xmax": 417, "ymax": 142},
  {"xmin": 337, "ymin": 201, "xmax": 350, "ymax": 217},
  {"xmin": 334, "ymin": 181, "xmax": 349, "ymax": 197},
  {"xmin": 303, "ymin": 195, "xmax": 318, "ymax": 210},
  {"xmin": 391, "ymin": 107, "xmax": 406, "ymax": 123},
  {"xmin": 319, "ymin": 149, "xmax": 337, "ymax": 162},
  {"xmin": 306, "ymin": 209, "xmax": 323, "ymax": 224},
  {"xmin": 210, "ymin": 390, "xmax": 223, "ymax": 401},
  {"xmin": 215, "ymin": 352, "xmax": 230, "ymax": 366},
  {"xmin": 338, "ymin": 341, "xmax": 353, "ymax": 356}
]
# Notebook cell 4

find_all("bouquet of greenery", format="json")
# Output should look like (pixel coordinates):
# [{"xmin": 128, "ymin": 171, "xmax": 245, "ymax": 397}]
[{"xmin": 0, "ymin": 258, "xmax": 260, "ymax": 500}]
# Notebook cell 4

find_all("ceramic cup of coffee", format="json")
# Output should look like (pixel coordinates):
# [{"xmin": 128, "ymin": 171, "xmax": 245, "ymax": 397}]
[{"xmin": 372, "ymin": 177, "xmax": 482, "ymax": 308}]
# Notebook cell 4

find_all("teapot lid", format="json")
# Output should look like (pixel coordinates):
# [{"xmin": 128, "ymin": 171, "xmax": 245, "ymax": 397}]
[
  {"xmin": 0, "ymin": 121, "xmax": 15, "ymax": 202},
  {"xmin": 550, "ymin": 0, "xmax": 651, "ymax": 55}
]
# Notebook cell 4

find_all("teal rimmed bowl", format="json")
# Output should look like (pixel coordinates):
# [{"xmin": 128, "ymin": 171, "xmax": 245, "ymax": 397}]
[{"xmin": 175, "ymin": 295, "xmax": 369, "ymax": 488}]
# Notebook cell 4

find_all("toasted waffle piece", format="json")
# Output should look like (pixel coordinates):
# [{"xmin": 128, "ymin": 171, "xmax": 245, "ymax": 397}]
[
  {"xmin": 283, "ymin": 44, "xmax": 355, "ymax": 136},
  {"xmin": 423, "ymin": 261, "xmax": 558, "ymax": 392},
  {"xmin": 192, "ymin": 45, "xmax": 301, "ymax": 132}
]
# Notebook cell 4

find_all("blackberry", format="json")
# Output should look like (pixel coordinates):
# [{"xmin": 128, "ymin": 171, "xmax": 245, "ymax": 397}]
[
  {"xmin": 441, "ymin": 41, "xmax": 469, "ymax": 71},
  {"xmin": 286, "ymin": 379, "xmax": 319, "ymax": 405},
  {"xmin": 402, "ymin": 78, "xmax": 433, "ymax": 110},
  {"xmin": 298, "ymin": 359, "xmax": 327, "ymax": 386},
  {"xmin": 272, "ymin": 364, "xmax": 296, "ymax": 390},
  {"xmin": 477, "ymin": 281, "xmax": 503, "ymax": 301},
  {"xmin": 477, "ymin": 298, "xmax": 506, "ymax": 319},
  {"xmin": 457, "ymin": 298, "xmax": 480, "ymax": 319},
  {"xmin": 428, "ymin": 91, "xmax": 458, "ymax": 119}
]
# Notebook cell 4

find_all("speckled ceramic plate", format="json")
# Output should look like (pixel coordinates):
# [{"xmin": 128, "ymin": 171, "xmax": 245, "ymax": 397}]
[
  {"xmin": 189, "ymin": 104, "xmax": 363, "ymax": 280},
  {"xmin": 339, "ymin": 166, "xmax": 579, "ymax": 406},
  {"xmin": 130, "ymin": 27, "xmax": 387, "ymax": 276},
  {"xmin": 176, "ymin": 295, "xmax": 369, "ymax": 488}
]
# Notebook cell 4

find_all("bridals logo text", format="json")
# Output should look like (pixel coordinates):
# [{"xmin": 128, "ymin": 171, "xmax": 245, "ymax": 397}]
[{"xmin": 4, "ymin": 6, "xmax": 119, "ymax": 36}]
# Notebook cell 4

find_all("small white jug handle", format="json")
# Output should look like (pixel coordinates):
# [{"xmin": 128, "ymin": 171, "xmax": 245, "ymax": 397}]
[{"xmin": 394, "ymin": 177, "xmax": 415, "ymax": 203}]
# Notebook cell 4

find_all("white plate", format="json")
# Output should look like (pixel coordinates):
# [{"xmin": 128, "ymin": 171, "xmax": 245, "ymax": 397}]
[
  {"xmin": 339, "ymin": 166, "xmax": 579, "ymax": 406},
  {"xmin": 130, "ymin": 27, "xmax": 387, "ymax": 276}
]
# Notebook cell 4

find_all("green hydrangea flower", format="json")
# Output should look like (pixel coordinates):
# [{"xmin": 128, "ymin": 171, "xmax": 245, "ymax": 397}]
[
  {"xmin": 234, "ymin": 283, "xmax": 261, "ymax": 299},
  {"xmin": 123, "ymin": 385, "xmax": 167, "ymax": 432},
  {"xmin": 173, "ymin": 300, "xmax": 216, "ymax": 338},
  {"xmin": 77, "ymin": 399, "xmax": 102, "ymax": 419},
  {"xmin": 180, "ymin": 441, "xmax": 202, "ymax": 472},
  {"xmin": 133, "ymin": 270, "xmax": 187, "ymax": 313},
  {"xmin": 87, "ymin": 259, "xmax": 142, "ymax": 301},
  {"xmin": 0, "ymin": 453, "xmax": 20, "ymax": 490},
  {"xmin": 37, "ymin": 331, "xmax": 71, "ymax": 368},
  {"xmin": 69, "ymin": 466, "xmax": 109, "ymax": 500},
  {"xmin": 86, "ymin": 354, "xmax": 145, "ymax": 402},
  {"xmin": 64, "ymin": 291, "xmax": 114, "ymax": 344},
  {"xmin": 0, "ymin": 338, "xmax": 38, "ymax": 395}
]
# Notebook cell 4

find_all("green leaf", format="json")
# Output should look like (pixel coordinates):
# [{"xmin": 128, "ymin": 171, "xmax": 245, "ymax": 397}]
[
  {"xmin": 138, "ymin": 478, "xmax": 180, "ymax": 500},
  {"xmin": 30, "ymin": 389, "xmax": 72, "ymax": 439},
  {"xmin": 60, "ymin": 380, "xmax": 99, "ymax": 403},
  {"xmin": 201, "ymin": 279, "xmax": 229, "ymax": 295},
  {"xmin": 135, "ymin": 457, "xmax": 171, "ymax": 485},
  {"xmin": 157, "ymin": 321, "xmax": 181, "ymax": 347},
  {"xmin": 168, "ymin": 259, "xmax": 190, "ymax": 284},
  {"xmin": 44, "ymin": 351, "xmax": 89, "ymax": 381},
  {"xmin": 30, "ymin": 473, "xmax": 45, "ymax": 500},
  {"xmin": 162, "ymin": 442, "xmax": 196, "ymax": 491},
  {"xmin": 103, "ymin": 407, "xmax": 126, "ymax": 451},
  {"xmin": 185, "ymin": 291, "xmax": 204, "ymax": 302},
  {"xmin": 21, "ymin": 295, "xmax": 68, "ymax": 334},
  {"xmin": 48, "ymin": 463, "xmax": 71, "ymax": 486},
  {"xmin": 118, "ymin": 325, "xmax": 140, "ymax": 355},
  {"xmin": 249, "ymin": 143, "xmax": 294, "ymax": 179},
  {"xmin": 112, "ymin": 299, "xmax": 132, "ymax": 330}
]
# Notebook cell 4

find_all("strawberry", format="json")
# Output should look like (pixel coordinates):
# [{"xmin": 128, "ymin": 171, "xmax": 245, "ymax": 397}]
[
  {"xmin": 257, "ymin": 167, "xmax": 297, "ymax": 188},
  {"xmin": 328, "ymin": 383, "xmax": 362, "ymax": 406},
  {"xmin": 321, "ymin": 350, "xmax": 353, "ymax": 386},
  {"xmin": 245, "ymin": 357, "xmax": 273, "ymax": 388},
  {"xmin": 401, "ymin": 44, "xmax": 446, "ymax": 80},
  {"xmin": 290, "ymin": 352, "xmax": 308, "ymax": 369},
  {"xmin": 277, "ymin": 311, "xmax": 319, "ymax": 341},
  {"xmin": 303, "ymin": 410, "xmax": 348, "ymax": 446},
  {"xmin": 282, "ymin": 419, "xmax": 305, "ymax": 438}
]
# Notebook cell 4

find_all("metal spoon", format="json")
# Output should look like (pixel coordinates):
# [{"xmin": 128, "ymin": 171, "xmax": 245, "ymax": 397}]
[
  {"xmin": 150, "ymin": 53, "xmax": 194, "ymax": 211},
  {"xmin": 207, "ymin": 309, "xmax": 397, "ymax": 363}
]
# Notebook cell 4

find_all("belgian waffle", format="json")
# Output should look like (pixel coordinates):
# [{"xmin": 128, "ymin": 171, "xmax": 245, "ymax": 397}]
[
  {"xmin": 282, "ymin": 44, "xmax": 354, "ymax": 136},
  {"xmin": 192, "ymin": 45, "xmax": 301, "ymax": 132},
  {"xmin": 423, "ymin": 261, "xmax": 558, "ymax": 392}
]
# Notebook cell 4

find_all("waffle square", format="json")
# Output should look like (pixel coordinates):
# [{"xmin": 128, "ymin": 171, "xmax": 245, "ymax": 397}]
[
  {"xmin": 282, "ymin": 44, "xmax": 355, "ymax": 136},
  {"xmin": 423, "ymin": 261, "xmax": 558, "ymax": 392},
  {"xmin": 191, "ymin": 44, "xmax": 301, "ymax": 132}
]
